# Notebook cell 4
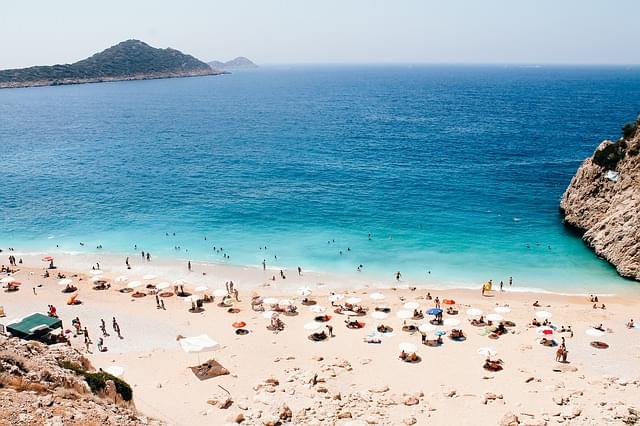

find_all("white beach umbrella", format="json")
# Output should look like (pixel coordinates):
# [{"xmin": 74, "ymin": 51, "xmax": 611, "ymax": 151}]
[
  {"xmin": 89, "ymin": 276, "xmax": 106, "ymax": 283},
  {"xmin": 297, "ymin": 286, "xmax": 312, "ymax": 296},
  {"xmin": 104, "ymin": 366, "xmax": 125, "ymax": 378},
  {"xmin": 143, "ymin": 274, "xmax": 157, "ymax": 280},
  {"xmin": 183, "ymin": 295, "xmax": 199, "ymax": 303},
  {"xmin": 89, "ymin": 270, "xmax": 103, "ymax": 276},
  {"xmin": 443, "ymin": 318, "xmax": 461, "ymax": 327},
  {"xmin": 328, "ymin": 294, "xmax": 344, "ymax": 303},
  {"xmin": 114, "ymin": 276, "xmax": 128, "ymax": 283},
  {"xmin": 486, "ymin": 314, "xmax": 503, "ymax": 322},
  {"xmin": 585, "ymin": 328, "xmax": 605, "ymax": 337},
  {"xmin": 309, "ymin": 305, "xmax": 326, "ymax": 313},
  {"xmin": 398, "ymin": 342, "xmax": 417, "ymax": 353},
  {"xmin": 369, "ymin": 292, "xmax": 385, "ymax": 301},
  {"xmin": 466, "ymin": 308, "xmax": 483, "ymax": 316},
  {"xmin": 262, "ymin": 311, "xmax": 278, "ymax": 320},
  {"xmin": 262, "ymin": 297, "xmax": 278, "ymax": 305},
  {"xmin": 371, "ymin": 311, "xmax": 388, "ymax": 320},
  {"xmin": 404, "ymin": 302, "xmax": 420, "ymax": 310},
  {"xmin": 535, "ymin": 310, "xmax": 552, "ymax": 319},
  {"xmin": 278, "ymin": 299, "xmax": 293, "ymax": 306},
  {"xmin": 213, "ymin": 289, "xmax": 228, "ymax": 297},
  {"xmin": 156, "ymin": 282, "xmax": 170, "ymax": 290},
  {"xmin": 57, "ymin": 278, "xmax": 72, "ymax": 286},
  {"xmin": 418, "ymin": 323, "xmax": 436, "ymax": 333},
  {"xmin": 173, "ymin": 279, "xmax": 187, "ymax": 286},
  {"xmin": 494, "ymin": 306, "xmax": 511, "ymax": 314},
  {"xmin": 396, "ymin": 310, "xmax": 413, "ymax": 319},
  {"xmin": 304, "ymin": 322, "xmax": 322, "ymax": 331},
  {"xmin": 477, "ymin": 347, "xmax": 497, "ymax": 357},
  {"xmin": 194, "ymin": 285, "xmax": 209, "ymax": 293},
  {"xmin": 346, "ymin": 297, "xmax": 362, "ymax": 304},
  {"xmin": 127, "ymin": 280, "xmax": 142, "ymax": 289}
]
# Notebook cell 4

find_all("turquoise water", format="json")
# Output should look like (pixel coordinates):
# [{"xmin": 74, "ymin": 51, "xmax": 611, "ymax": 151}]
[{"xmin": 1, "ymin": 65, "xmax": 639, "ymax": 292}]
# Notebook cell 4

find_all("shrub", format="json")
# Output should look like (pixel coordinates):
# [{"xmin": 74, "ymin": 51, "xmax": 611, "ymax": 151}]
[{"xmin": 59, "ymin": 361, "xmax": 133, "ymax": 402}]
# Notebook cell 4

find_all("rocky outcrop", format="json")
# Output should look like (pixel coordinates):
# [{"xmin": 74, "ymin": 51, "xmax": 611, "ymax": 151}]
[
  {"xmin": 560, "ymin": 117, "xmax": 640, "ymax": 281},
  {"xmin": 0, "ymin": 335, "xmax": 163, "ymax": 425}
]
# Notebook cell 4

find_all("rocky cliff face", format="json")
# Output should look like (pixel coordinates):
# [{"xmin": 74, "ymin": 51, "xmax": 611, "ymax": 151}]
[
  {"xmin": 560, "ymin": 118, "xmax": 640, "ymax": 281},
  {"xmin": 0, "ymin": 335, "xmax": 163, "ymax": 425}
]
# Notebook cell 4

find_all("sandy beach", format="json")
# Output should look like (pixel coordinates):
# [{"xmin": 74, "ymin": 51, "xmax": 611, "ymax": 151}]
[{"xmin": 1, "ymin": 252, "xmax": 639, "ymax": 425}]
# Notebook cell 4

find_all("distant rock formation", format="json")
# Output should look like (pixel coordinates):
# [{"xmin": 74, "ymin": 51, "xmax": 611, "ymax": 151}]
[
  {"xmin": 208, "ymin": 57, "xmax": 257, "ymax": 70},
  {"xmin": 0, "ymin": 39, "xmax": 221, "ymax": 89},
  {"xmin": 560, "ymin": 117, "xmax": 640, "ymax": 281}
]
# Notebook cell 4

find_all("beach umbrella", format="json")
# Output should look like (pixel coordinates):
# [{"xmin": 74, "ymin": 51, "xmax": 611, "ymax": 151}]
[
  {"xmin": 585, "ymin": 328, "xmax": 605, "ymax": 337},
  {"xmin": 213, "ymin": 289, "xmax": 228, "ymax": 297},
  {"xmin": 426, "ymin": 308, "xmax": 442, "ymax": 316},
  {"xmin": 156, "ymin": 282, "xmax": 170, "ymax": 290},
  {"xmin": 346, "ymin": 297, "xmax": 362, "ymax": 304},
  {"xmin": 398, "ymin": 342, "xmax": 417, "ymax": 353},
  {"xmin": 371, "ymin": 311, "xmax": 388, "ymax": 320},
  {"xmin": 1, "ymin": 277, "xmax": 16, "ymax": 284},
  {"xmin": 403, "ymin": 302, "xmax": 420, "ymax": 310},
  {"xmin": 297, "ymin": 286, "xmax": 312, "ymax": 296},
  {"xmin": 418, "ymin": 323, "xmax": 436, "ymax": 333},
  {"xmin": 114, "ymin": 276, "xmax": 128, "ymax": 283},
  {"xmin": 477, "ymin": 347, "xmax": 497, "ymax": 357},
  {"xmin": 278, "ymin": 299, "xmax": 293, "ymax": 306},
  {"xmin": 194, "ymin": 286, "xmax": 209, "ymax": 292},
  {"xmin": 57, "ymin": 278, "xmax": 72, "ymax": 286},
  {"xmin": 104, "ymin": 366, "xmax": 124, "ymax": 378},
  {"xmin": 182, "ymin": 295, "xmax": 199, "ymax": 303},
  {"xmin": 435, "ymin": 330, "xmax": 447, "ymax": 337},
  {"xmin": 443, "ymin": 318, "xmax": 460, "ymax": 327},
  {"xmin": 309, "ymin": 305, "xmax": 326, "ymax": 313},
  {"xmin": 535, "ymin": 310, "xmax": 552, "ymax": 319},
  {"xmin": 262, "ymin": 311, "xmax": 278, "ymax": 319},
  {"xmin": 89, "ymin": 270, "xmax": 103, "ymax": 276},
  {"xmin": 443, "ymin": 299, "xmax": 456, "ymax": 305},
  {"xmin": 262, "ymin": 297, "xmax": 278, "ymax": 305},
  {"xmin": 486, "ymin": 314, "xmax": 503, "ymax": 322},
  {"xmin": 89, "ymin": 276, "xmax": 106, "ymax": 283},
  {"xmin": 173, "ymin": 279, "xmax": 187, "ymax": 285},
  {"xmin": 328, "ymin": 294, "xmax": 344, "ymax": 303},
  {"xmin": 466, "ymin": 308, "xmax": 483, "ymax": 316},
  {"xmin": 42, "ymin": 256, "xmax": 54, "ymax": 262},
  {"xmin": 396, "ymin": 310, "xmax": 413, "ymax": 319},
  {"xmin": 369, "ymin": 292, "xmax": 385, "ymax": 300},
  {"xmin": 304, "ymin": 322, "xmax": 322, "ymax": 331},
  {"xmin": 494, "ymin": 306, "xmax": 511, "ymax": 314},
  {"xmin": 127, "ymin": 280, "xmax": 142, "ymax": 289},
  {"xmin": 143, "ymin": 274, "xmax": 157, "ymax": 280}
]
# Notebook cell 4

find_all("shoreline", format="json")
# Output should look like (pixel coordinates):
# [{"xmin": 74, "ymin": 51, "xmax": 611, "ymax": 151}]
[{"xmin": 3, "ymin": 246, "xmax": 638, "ymax": 297}]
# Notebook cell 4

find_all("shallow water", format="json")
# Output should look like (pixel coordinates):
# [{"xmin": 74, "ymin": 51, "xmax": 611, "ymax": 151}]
[{"xmin": 1, "ymin": 65, "xmax": 639, "ymax": 292}]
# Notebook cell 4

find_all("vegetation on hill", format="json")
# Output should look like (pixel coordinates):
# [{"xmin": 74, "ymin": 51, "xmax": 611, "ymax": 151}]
[{"xmin": 208, "ymin": 56, "xmax": 257, "ymax": 70}]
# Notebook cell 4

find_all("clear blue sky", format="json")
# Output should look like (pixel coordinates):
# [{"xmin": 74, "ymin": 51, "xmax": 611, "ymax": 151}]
[{"xmin": 2, "ymin": 0, "xmax": 639, "ymax": 68}]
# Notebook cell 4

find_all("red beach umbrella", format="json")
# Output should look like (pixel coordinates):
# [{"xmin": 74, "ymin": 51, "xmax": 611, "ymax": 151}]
[{"xmin": 42, "ymin": 256, "xmax": 54, "ymax": 262}]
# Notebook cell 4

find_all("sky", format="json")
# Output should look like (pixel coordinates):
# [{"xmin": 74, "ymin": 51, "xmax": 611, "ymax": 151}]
[{"xmin": 1, "ymin": 0, "xmax": 639, "ymax": 69}]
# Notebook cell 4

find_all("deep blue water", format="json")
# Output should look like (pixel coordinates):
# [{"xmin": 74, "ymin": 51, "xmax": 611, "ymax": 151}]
[{"xmin": 1, "ymin": 65, "xmax": 639, "ymax": 292}]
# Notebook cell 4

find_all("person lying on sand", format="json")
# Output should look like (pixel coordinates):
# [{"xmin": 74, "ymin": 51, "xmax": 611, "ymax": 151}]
[
  {"xmin": 471, "ymin": 316, "xmax": 486, "ymax": 326},
  {"xmin": 531, "ymin": 318, "xmax": 541, "ymax": 327},
  {"xmin": 594, "ymin": 323, "xmax": 605, "ymax": 331},
  {"xmin": 484, "ymin": 357, "xmax": 503, "ymax": 371},
  {"xmin": 533, "ymin": 300, "xmax": 540, "ymax": 307},
  {"xmin": 450, "ymin": 329, "xmax": 465, "ymax": 339}
]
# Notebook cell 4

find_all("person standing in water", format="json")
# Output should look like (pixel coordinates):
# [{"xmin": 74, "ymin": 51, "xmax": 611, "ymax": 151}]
[
  {"xmin": 262, "ymin": 259, "xmax": 266, "ymax": 271},
  {"xmin": 188, "ymin": 260, "xmax": 192, "ymax": 271},
  {"xmin": 396, "ymin": 271, "xmax": 402, "ymax": 282}
]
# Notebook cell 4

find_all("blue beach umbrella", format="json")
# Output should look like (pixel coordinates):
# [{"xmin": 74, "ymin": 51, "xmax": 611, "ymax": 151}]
[
  {"xmin": 435, "ymin": 330, "xmax": 447, "ymax": 337},
  {"xmin": 427, "ymin": 308, "xmax": 442, "ymax": 316}
]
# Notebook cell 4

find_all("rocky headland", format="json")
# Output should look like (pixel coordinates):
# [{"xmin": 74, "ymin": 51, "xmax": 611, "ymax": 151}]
[
  {"xmin": 560, "ymin": 117, "xmax": 640, "ymax": 281},
  {"xmin": 0, "ymin": 40, "xmax": 221, "ymax": 89}
]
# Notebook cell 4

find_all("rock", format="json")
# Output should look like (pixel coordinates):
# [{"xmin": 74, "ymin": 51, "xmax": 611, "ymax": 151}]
[
  {"xmin": 337, "ymin": 411, "xmax": 352, "ymax": 419},
  {"xmin": 404, "ymin": 396, "xmax": 419, "ymax": 406},
  {"xmin": 235, "ymin": 413, "xmax": 245, "ymax": 423},
  {"xmin": 365, "ymin": 415, "xmax": 378, "ymax": 424},
  {"xmin": 369, "ymin": 385, "xmax": 389, "ymax": 394},
  {"xmin": 499, "ymin": 412, "xmax": 520, "ymax": 426},
  {"xmin": 445, "ymin": 388, "xmax": 457, "ymax": 398},
  {"xmin": 560, "ymin": 119, "xmax": 640, "ymax": 281},
  {"xmin": 561, "ymin": 407, "xmax": 582, "ymax": 419},
  {"xmin": 279, "ymin": 404, "xmax": 292, "ymax": 421},
  {"xmin": 402, "ymin": 417, "xmax": 417, "ymax": 425}
]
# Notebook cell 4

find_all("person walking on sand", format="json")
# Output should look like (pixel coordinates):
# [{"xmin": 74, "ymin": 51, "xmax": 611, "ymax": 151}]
[
  {"xmin": 112, "ymin": 317, "xmax": 121, "ymax": 338},
  {"xmin": 188, "ymin": 260, "xmax": 192, "ymax": 271},
  {"xmin": 100, "ymin": 319, "xmax": 108, "ymax": 337},
  {"xmin": 125, "ymin": 257, "xmax": 130, "ymax": 269},
  {"xmin": 500, "ymin": 281, "xmax": 504, "ymax": 292}
]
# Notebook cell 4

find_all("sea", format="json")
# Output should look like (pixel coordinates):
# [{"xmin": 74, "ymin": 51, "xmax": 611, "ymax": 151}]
[{"xmin": 1, "ymin": 65, "xmax": 639, "ymax": 293}]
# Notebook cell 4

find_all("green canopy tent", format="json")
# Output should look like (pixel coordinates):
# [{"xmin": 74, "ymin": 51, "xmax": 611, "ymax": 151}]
[{"xmin": 6, "ymin": 313, "xmax": 62, "ymax": 340}]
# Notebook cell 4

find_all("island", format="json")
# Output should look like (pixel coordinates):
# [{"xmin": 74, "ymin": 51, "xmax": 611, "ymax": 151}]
[
  {"xmin": 208, "ymin": 57, "xmax": 257, "ymax": 71},
  {"xmin": 0, "ymin": 39, "xmax": 222, "ymax": 89},
  {"xmin": 560, "ymin": 116, "xmax": 640, "ymax": 281}
]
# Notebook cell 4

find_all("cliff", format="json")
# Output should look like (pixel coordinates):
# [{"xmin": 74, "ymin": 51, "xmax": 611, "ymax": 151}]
[
  {"xmin": 560, "ymin": 117, "xmax": 640, "ymax": 281},
  {"xmin": 0, "ymin": 39, "xmax": 221, "ymax": 89},
  {"xmin": 0, "ymin": 335, "xmax": 163, "ymax": 425}
]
